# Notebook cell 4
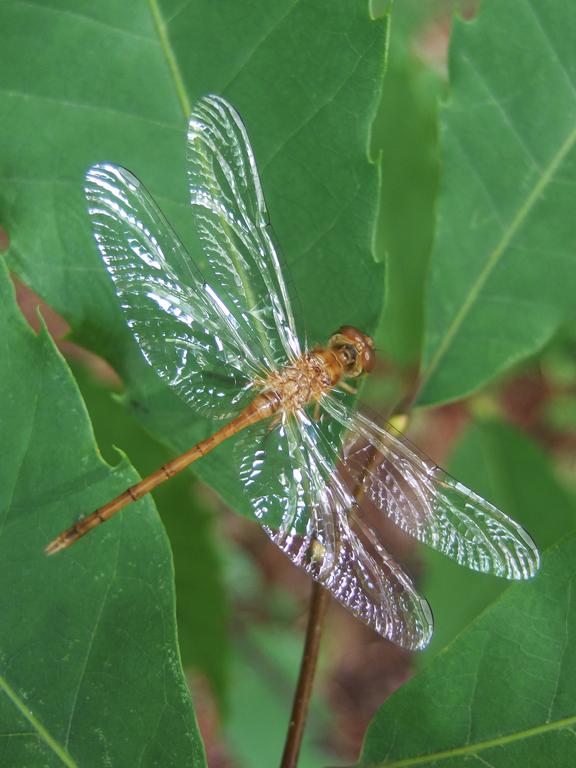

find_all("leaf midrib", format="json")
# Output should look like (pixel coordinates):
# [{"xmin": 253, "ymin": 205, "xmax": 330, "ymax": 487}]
[
  {"xmin": 419, "ymin": 116, "xmax": 576, "ymax": 397},
  {"xmin": 148, "ymin": 0, "xmax": 191, "ymax": 118},
  {"xmin": 372, "ymin": 713, "xmax": 576, "ymax": 767}
]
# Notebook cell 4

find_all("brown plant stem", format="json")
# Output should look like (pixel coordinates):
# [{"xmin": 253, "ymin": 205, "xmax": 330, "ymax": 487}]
[
  {"xmin": 280, "ymin": 580, "xmax": 328, "ymax": 768},
  {"xmin": 279, "ymin": 410, "xmax": 411, "ymax": 766}
]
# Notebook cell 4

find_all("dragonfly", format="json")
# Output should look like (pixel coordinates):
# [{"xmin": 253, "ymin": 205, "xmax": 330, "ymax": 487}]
[{"xmin": 46, "ymin": 95, "xmax": 540, "ymax": 650}]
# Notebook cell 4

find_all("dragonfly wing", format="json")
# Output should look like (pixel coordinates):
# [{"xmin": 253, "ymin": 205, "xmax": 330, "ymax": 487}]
[
  {"xmin": 321, "ymin": 394, "xmax": 540, "ymax": 580},
  {"xmin": 187, "ymin": 95, "xmax": 301, "ymax": 371},
  {"xmin": 235, "ymin": 410, "xmax": 433, "ymax": 650},
  {"xmin": 85, "ymin": 163, "xmax": 259, "ymax": 419}
]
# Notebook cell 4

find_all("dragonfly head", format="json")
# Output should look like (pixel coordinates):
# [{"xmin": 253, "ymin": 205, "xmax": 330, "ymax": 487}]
[{"xmin": 328, "ymin": 326, "xmax": 375, "ymax": 378}]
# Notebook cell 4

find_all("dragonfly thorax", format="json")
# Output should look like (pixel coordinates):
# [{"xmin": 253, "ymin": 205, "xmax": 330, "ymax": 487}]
[{"xmin": 262, "ymin": 352, "xmax": 334, "ymax": 413}]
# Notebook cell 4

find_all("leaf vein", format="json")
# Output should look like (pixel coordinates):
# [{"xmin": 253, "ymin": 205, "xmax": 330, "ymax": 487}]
[
  {"xmin": 148, "ymin": 0, "xmax": 191, "ymax": 118},
  {"xmin": 219, "ymin": 0, "xmax": 302, "ymax": 94},
  {"xmin": 420, "ymin": 121, "xmax": 576, "ymax": 391},
  {"xmin": 64, "ymin": 530, "xmax": 123, "ymax": 748},
  {"xmin": 13, "ymin": 0, "xmax": 154, "ymax": 44},
  {"xmin": 262, "ymin": 38, "xmax": 377, "ymax": 172},
  {"xmin": 461, "ymin": 52, "xmax": 542, "ymax": 173},
  {"xmin": 0, "ymin": 676, "xmax": 77, "ymax": 767},
  {"xmin": 0, "ymin": 88, "xmax": 181, "ymax": 132},
  {"xmin": 0, "ymin": 355, "xmax": 42, "ymax": 540},
  {"xmin": 291, "ymin": 183, "xmax": 362, "ymax": 265},
  {"xmin": 378, "ymin": 714, "xmax": 576, "ymax": 767},
  {"xmin": 524, "ymin": 1, "xmax": 576, "ymax": 101},
  {"xmin": 547, "ymin": 579, "xmax": 572, "ymax": 721}
]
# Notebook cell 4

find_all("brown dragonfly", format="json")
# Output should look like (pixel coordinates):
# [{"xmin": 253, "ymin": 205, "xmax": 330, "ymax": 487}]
[{"xmin": 46, "ymin": 95, "xmax": 540, "ymax": 650}]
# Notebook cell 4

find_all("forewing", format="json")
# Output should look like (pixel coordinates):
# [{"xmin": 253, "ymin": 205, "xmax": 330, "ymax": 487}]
[
  {"xmin": 187, "ymin": 95, "xmax": 301, "ymax": 370},
  {"xmin": 235, "ymin": 411, "xmax": 433, "ymax": 650},
  {"xmin": 85, "ymin": 163, "xmax": 259, "ymax": 419},
  {"xmin": 322, "ymin": 394, "xmax": 540, "ymax": 580}
]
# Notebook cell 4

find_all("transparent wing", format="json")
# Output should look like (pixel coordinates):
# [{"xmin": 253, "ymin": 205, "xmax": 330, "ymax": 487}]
[
  {"xmin": 235, "ymin": 411, "xmax": 433, "ymax": 650},
  {"xmin": 187, "ymin": 95, "xmax": 301, "ymax": 371},
  {"xmin": 322, "ymin": 394, "xmax": 540, "ymax": 580},
  {"xmin": 85, "ymin": 163, "xmax": 260, "ymax": 419}
]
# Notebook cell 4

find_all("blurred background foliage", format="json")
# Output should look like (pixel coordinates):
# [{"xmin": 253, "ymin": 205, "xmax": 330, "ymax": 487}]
[{"xmin": 2, "ymin": 0, "xmax": 576, "ymax": 765}]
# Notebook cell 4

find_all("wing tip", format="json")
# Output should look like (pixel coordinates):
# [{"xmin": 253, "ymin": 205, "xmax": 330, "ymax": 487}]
[
  {"xmin": 84, "ymin": 163, "xmax": 140, "ymax": 192},
  {"xmin": 188, "ymin": 94, "xmax": 243, "ymax": 141},
  {"xmin": 519, "ymin": 542, "xmax": 541, "ymax": 580},
  {"xmin": 380, "ymin": 598, "xmax": 434, "ymax": 651}
]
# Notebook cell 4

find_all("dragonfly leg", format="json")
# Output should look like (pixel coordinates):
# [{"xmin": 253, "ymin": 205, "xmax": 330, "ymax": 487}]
[{"xmin": 264, "ymin": 413, "xmax": 283, "ymax": 436}]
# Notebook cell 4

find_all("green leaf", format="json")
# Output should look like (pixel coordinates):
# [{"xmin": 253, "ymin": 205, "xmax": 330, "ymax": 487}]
[
  {"xmin": 72, "ymin": 366, "xmax": 229, "ymax": 707},
  {"xmin": 0, "ymin": 0, "xmax": 388, "ymax": 518},
  {"xmin": 0, "ymin": 265, "xmax": 205, "ymax": 765},
  {"xmin": 0, "ymin": 2, "xmax": 389, "ymax": 756},
  {"xmin": 422, "ymin": 418, "xmax": 576, "ymax": 659},
  {"xmin": 371, "ymin": 3, "xmax": 442, "ymax": 369},
  {"xmin": 357, "ymin": 531, "xmax": 576, "ymax": 767},
  {"xmin": 418, "ymin": 0, "xmax": 576, "ymax": 406}
]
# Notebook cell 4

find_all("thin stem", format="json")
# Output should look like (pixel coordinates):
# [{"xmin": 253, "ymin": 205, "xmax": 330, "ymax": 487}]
[
  {"xmin": 280, "ymin": 580, "xmax": 328, "ymax": 768},
  {"xmin": 279, "ymin": 408, "xmax": 411, "ymax": 766}
]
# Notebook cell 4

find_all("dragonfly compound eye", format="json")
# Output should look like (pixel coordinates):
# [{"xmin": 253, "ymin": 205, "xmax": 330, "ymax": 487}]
[
  {"xmin": 337, "ymin": 325, "xmax": 365, "ymax": 345},
  {"xmin": 362, "ymin": 345, "xmax": 376, "ymax": 373}
]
